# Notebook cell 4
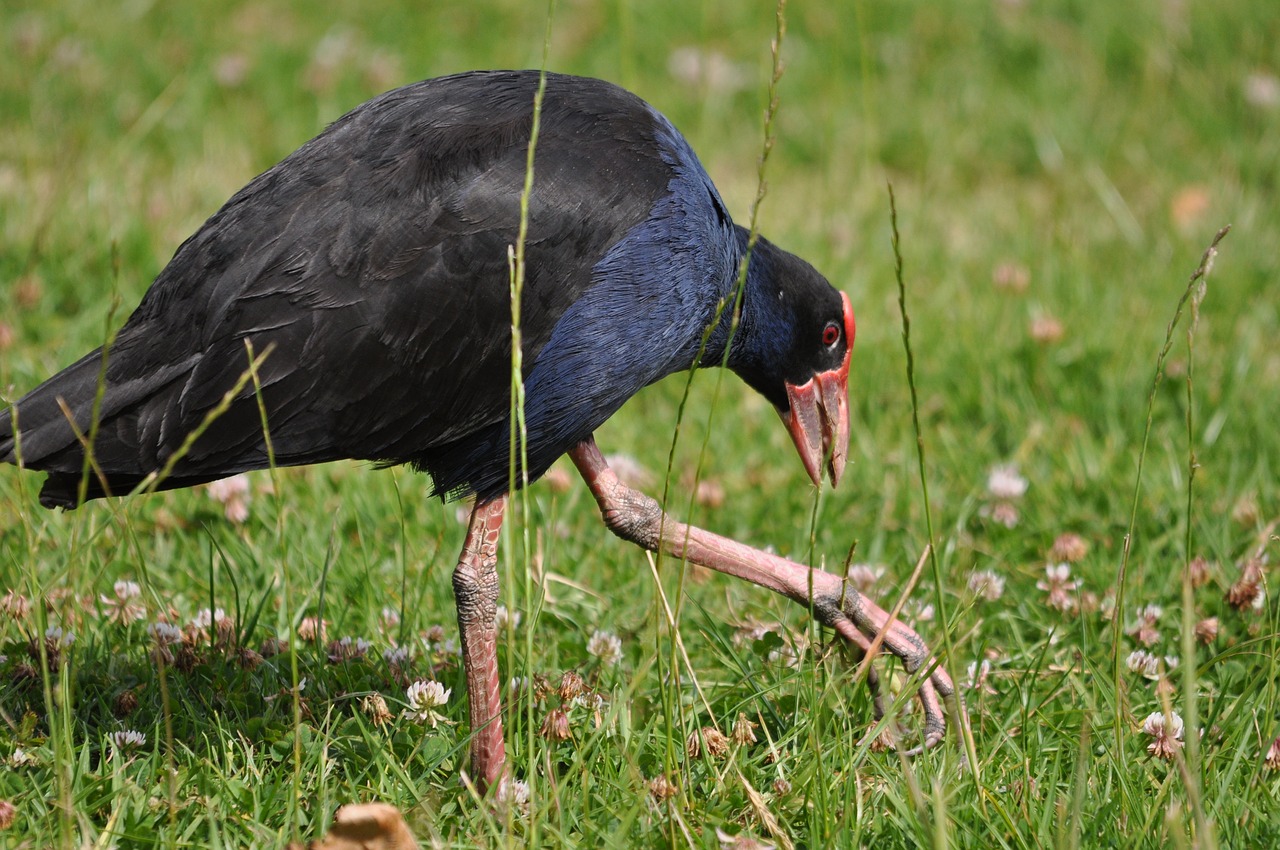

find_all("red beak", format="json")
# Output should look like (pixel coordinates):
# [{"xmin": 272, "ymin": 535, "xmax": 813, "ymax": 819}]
[{"xmin": 782, "ymin": 292, "xmax": 854, "ymax": 488}]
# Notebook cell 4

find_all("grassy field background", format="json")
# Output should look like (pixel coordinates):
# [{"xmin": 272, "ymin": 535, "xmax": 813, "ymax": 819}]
[{"xmin": 2, "ymin": 0, "xmax": 1278, "ymax": 847}]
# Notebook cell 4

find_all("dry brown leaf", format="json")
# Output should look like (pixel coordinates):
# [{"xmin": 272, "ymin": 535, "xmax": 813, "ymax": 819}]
[{"xmin": 289, "ymin": 803, "xmax": 419, "ymax": 850}]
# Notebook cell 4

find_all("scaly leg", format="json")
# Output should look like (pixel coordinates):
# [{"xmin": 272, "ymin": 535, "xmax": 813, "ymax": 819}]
[
  {"xmin": 568, "ymin": 437, "xmax": 956, "ymax": 750},
  {"xmin": 453, "ymin": 496, "xmax": 507, "ymax": 791}
]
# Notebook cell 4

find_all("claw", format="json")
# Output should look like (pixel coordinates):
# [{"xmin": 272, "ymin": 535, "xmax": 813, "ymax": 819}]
[{"xmin": 831, "ymin": 591, "xmax": 956, "ymax": 757}]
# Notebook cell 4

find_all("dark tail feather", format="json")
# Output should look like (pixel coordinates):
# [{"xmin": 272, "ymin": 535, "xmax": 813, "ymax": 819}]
[{"xmin": 2, "ymin": 345, "xmax": 198, "ymax": 508}]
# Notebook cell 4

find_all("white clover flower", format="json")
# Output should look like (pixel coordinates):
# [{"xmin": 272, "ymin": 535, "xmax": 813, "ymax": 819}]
[
  {"xmin": 380, "ymin": 606, "xmax": 400, "ymax": 627},
  {"xmin": 102, "ymin": 581, "xmax": 146, "ymax": 624},
  {"xmin": 207, "ymin": 474, "xmax": 250, "ymax": 502},
  {"xmin": 382, "ymin": 645, "xmax": 410, "ymax": 667},
  {"xmin": 110, "ymin": 730, "xmax": 147, "ymax": 752},
  {"xmin": 10, "ymin": 748, "xmax": 38, "ymax": 767},
  {"xmin": 405, "ymin": 679, "xmax": 452, "ymax": 727},
  {"xmin": 1126, "ymin": 650, "xmax": 1160, "ymax": 680},
  {"xmin": 966, "ymin": 659, "xmax": 998, "ymax": 695},
  {"xmin": 1037, "ymin": 563, "xmax": 1080, "ymax": 612},
  {"xmin": 967, "ymin": 569, "xmax": 1006, "ymax": 601},
  {"xmin": 846, "ymin": 564, "xmax": 883, "ymax": 593},
  {"xmin": 191, "ymin": 608, "xmax": 226, "ymax": 630},
  {"xmin": 207, "ymin": 474, "xmax": 251, "ymax": 523},
  {"xmin": 986, "ymin": 464, "xmax": 1029, "ymax": 500},
  {"xmin": 336, "ymin": 636, "xmax": 370, "ymax": 654},
  {"xmin": 148, "ymin": 622, "xmax": 184, "ymax": 645},
  {"xmin": 1141, "ymin": 710, "xmax": 1184, "ymax": 760},
  {"xmin": 495, "ymin": 605, "xmax": 521, "ymax": 631},
  {"xmin": 586, "ymin": 629, "xmax": 623, "ymax": 667},
  {"xmin": 113, "ymin": 580, "xmax": 141, "ymax": 600},
  {"xmin": 45, "ymin": 626, "xmax": 75, "ymax": 647},
  {"xmin": 0, "ymin": 590, "xmax": 30, "ymax": 620},
  {"xmin": 496, "ymin": 777, "xmax": 530, "ymax": 812},
  {"xmin": 327, "ymin": 636, "xmax": 372, "ymax": 663},
  {"xmin": 907, "ymin": 601, "xmax": 935, "ymax": 623}
]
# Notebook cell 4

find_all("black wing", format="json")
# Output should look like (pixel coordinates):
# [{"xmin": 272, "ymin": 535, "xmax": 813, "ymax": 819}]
[{"xmin": 0, "ymin": 71, "xmax": 675, "ymax": 506}]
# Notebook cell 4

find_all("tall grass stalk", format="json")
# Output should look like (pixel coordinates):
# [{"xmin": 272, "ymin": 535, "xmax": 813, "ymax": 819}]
[
  {"xmin": 1174, "ymin": 228, "xmax": 1215, "ymax": 848},
  {"xmin": 887, "ymin": 185, "xmax": 979, "ymax": 777},
  {"xmin": 502, "ymin": 0, "xmax": 555, "ymax": 823},
  {"xmin": 1109, "ymin": 225, "xmax": 1230, "ymax": 768},
  {"xmin": 648, "ymin": 0, "xmax": 789, "ymax": 821}
]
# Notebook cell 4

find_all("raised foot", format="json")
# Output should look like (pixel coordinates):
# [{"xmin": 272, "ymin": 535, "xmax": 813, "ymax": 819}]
[{"xmin": 821, "ymin": 584, "xmax": 957, "ymax": 755}]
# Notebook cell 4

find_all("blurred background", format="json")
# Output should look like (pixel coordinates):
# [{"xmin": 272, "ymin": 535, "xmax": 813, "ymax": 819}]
[
  {"xmin": 2, "ymin": 0, "xmax": 1276, "ymax": 562},
  {"xmin": 0, "ymin": 2, "xmax": 1277, "ymax": 842}
]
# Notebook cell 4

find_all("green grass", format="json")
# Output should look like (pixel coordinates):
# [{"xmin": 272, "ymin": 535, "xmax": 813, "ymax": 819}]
[{"xmin": 3, "ymin": 0, "xmax": 1279, "ymax": 846}]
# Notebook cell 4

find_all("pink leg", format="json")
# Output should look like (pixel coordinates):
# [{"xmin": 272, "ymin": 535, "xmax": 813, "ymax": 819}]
[
  {"xmin": 568, "ymin": 437, "xmax": 956, "ymax": 750},
  {"xmin": 453, "ymin": 496, "xmax": 507, "ymax": 791}
]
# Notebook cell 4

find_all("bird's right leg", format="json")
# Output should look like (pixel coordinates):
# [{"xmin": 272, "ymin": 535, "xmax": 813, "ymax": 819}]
[
  {"xmin": 568, "ymin": 437, "xmax": 956, "ymax": 751},
  {"xmin": 453, "ymin": 496, "xmax": 507, "ymax": 792}
]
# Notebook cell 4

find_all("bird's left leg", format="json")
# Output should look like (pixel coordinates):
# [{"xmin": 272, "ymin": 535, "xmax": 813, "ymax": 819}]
[
  {"xmin": 453, "ymin": 496, "xmax": 507, "ymax": 792},
  {"xmin": 568, "ymin": 437, "xmax": 956, "ymax": 751}
]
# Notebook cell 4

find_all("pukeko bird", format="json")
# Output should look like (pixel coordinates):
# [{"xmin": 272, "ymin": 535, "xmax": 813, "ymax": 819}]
[{"xmin": 0, "ymin": 70, "xmax": 954, "ymax": 789}]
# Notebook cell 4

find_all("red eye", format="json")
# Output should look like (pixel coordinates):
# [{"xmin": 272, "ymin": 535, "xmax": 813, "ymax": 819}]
[{"xmin": 822, "ymin": 322, "xmax": 840, "ymax": 346}]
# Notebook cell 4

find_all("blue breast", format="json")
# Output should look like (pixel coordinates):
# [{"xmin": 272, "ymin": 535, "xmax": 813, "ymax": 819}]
[{"xmin": 518, "ymin": 112, "xmax": 739, "ymax": 458}]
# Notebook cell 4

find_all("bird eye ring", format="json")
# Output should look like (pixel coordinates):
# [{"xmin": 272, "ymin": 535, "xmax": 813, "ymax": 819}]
[{"xmin": 822, "ymin": 322, "xmax": 840, "ymax": 347}]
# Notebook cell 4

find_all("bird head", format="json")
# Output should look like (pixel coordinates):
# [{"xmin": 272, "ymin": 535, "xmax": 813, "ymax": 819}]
[{"xmin": 728, "ymin": 236, "xmax": 855, "ymax": 489}]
